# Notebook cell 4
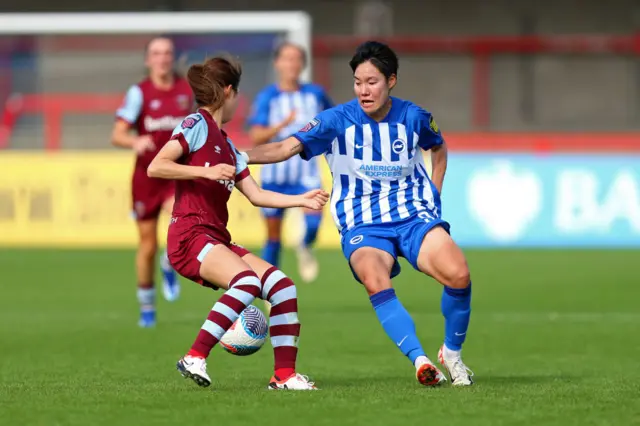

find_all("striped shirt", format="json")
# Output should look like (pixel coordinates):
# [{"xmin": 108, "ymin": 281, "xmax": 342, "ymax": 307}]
[
  {"xmin": 247, "ymin": 83, "xmax": 333, "ymax": 187},
  {"xmin": 294, "ymin": 97, "xmax": 444, "ymax": 234}
]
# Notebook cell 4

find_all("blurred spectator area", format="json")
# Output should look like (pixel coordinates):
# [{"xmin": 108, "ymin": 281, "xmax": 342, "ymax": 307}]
[{"xmin": 0, "ymin": 0, "xmax": 638, "ymax": 150}]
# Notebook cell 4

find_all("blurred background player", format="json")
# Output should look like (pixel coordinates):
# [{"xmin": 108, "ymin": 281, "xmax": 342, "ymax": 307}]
[
  {"xmin": 147, "ymin": 56, "xmax": 328, "ymax": 389},
  {"xmin": 246, "ymin": 42, "xmax": 333, "ymax": 283},
  {"xmin": 244, "ymin": 41, "xmax": 474, "ymax": 387},
  {"xmin": 111, "ymin": 36, "xmax": 194, "ymax": 327}
]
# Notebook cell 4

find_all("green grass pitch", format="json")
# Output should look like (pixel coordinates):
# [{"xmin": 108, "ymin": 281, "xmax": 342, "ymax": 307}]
[{"xmin": 0, "ymin": 248, "xmax": 639, "ymax": 425}]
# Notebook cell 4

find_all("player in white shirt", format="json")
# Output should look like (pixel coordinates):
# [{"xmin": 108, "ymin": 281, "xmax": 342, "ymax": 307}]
[{"xmin": 241, "ymin": 41, "xmax": 474, "ymax": 386}]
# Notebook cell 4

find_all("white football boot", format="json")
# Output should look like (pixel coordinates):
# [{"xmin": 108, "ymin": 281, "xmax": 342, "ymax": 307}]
[
  {"xmin": 176, "ymin": 356, "xmax": 211, "ymax": 388},
  {"xmin": 268, "ymin": 373, "xmax": 318, "ymax": 390},
  {"xmin": 415, "ymin": 357, "xmax": 447, "ymax": 387},
  {"xmin": 438, "ymin": 345, "xmax": 474, "ymax": 386},
  {"xmin": 296, "ymin": 245, "xmax": 319, "ymax": 283}
]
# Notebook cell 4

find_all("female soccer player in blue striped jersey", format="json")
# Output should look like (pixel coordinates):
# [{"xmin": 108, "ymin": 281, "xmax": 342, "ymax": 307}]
[
  {"xmin": 247, "ymin": 42, "xmax": 333, "ymax": 283},
  {"xmin": 242, "ymin": 41, "xmax": 474, "ymax": 386}
]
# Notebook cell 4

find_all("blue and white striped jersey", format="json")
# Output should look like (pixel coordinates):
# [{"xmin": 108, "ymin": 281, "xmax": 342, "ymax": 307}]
[
  {"xmin": 294, "ymin": 97, "xmax": 444, "ymax": 234},
  {"xmin": 247, "ymin": 83, "xmax": 333, "ymax": 188}
]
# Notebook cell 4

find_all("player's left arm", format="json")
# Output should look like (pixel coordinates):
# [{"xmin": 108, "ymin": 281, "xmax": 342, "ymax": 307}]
[
  {"xmin": 415, "ymin": 107, "xmax": 448, "ymax": 195},
  {"xmin": 430, "ymin": 143, "xmax": 448, "ymax": 195},
  {"xmin": 236, "ymin": 176, "xmax": 329, "ymax": 210}
]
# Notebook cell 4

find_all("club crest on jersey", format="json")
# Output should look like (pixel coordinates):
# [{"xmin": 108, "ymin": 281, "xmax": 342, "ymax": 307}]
[
  {"xmin": 181, "ymin": 115, "xmax": 202, "ymax": 129},
  {"xmin": 299, "ymin": 118, "xmax": 320, "ymax": 133},
  {"xmin": 429, "ymin": 115, "xmax": 440, "ymax": 134},
  {"xmin": 392, "ymin": 139, "xmax": 407, "ymax": 154}
]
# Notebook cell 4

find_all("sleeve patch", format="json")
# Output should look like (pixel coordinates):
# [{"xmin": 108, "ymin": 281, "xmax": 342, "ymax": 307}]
[
  {"xmin": 299, "ymin": 118, "xmax": 320, "ymax": 133},
  {"xmin": 181, "ymin": 115, "xmax": 202, "ymax": 129},
  {"xmin": 429, "ymin": 115, "xmax": 439, "ymax": 134}
]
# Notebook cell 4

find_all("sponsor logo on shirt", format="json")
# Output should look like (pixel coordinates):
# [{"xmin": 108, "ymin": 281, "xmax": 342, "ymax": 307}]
[{"xmin": 144, "ymin": 115, "xmax": 184, "ymax": 132}]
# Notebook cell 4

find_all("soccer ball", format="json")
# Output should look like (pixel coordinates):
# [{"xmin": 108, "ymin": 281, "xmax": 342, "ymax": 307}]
[{"xmin": 220, "ymin": 305, "xmax": 268, "ymax": 356}]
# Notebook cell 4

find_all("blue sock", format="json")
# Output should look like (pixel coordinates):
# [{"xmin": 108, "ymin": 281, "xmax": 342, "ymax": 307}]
[
  {"xmin": 160, "ymin": 249, "xmax": 176, "ymax": 286},
  {"xmin": 441, "ymin": 282, "xmax": 472, "ymax": 351},
  {"xmin": 262, "ymin": 239, "xmax": 281, "ymax": 267},
  {"xmin": 303, "ymin": 214, "xmax": 322, "ymax": 247},
  {"xmin": 370, "ymin": 289, "xmax": 426, "ymax": 365}
]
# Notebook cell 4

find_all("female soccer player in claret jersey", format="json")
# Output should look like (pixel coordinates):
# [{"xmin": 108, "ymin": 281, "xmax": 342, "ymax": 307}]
[
  {"xmin": 242, "ymin": 41, "xmax": 475, "ymax": 387},
  {"xmin": 147, "ymin": 56, "xmax": 328, "ymax": 390},
  {"xmin": 111, "ymin": 37, "xmax": 193, "ymax": 327}
]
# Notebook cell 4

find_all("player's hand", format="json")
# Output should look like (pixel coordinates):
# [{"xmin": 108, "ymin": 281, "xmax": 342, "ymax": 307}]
[
  {"xmin": 132, "ymin": 135, "xmax": 155, "ymax": 155},
  {"xmin": 299, "ymin": 189, "xmax": 329, "ymax": 210},
  {"xmin": 201, "ymin": 164, "xmax": 236, "ymax": 181}
]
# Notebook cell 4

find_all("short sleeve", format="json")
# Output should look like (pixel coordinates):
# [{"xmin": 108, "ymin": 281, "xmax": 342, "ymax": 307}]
[
  {"xmin": 115, "ymin": 85, "xmax": 143, "ymax": 124},
  {"xmin": 226, "ymin": 138, "xmax": 251, "ymax": 182},
  {"xmin": 293, "ymin": 109, "xmax": 340, "ymax": 161},
  {"xmin": 246, "ymin": 90, "xmax": 271, "ymax": 127},
  {"xmin": 413, "ymin": 106, "xmax": 444, "ymax": 150},
  {"xmin": 169, "ymin": 114, "xmax": 208, "ymax": 154}
]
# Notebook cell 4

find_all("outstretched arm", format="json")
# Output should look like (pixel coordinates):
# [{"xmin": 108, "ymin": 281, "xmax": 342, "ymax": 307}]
[
  {"xmin": 236, "ymin": 174, "xmax": 328, "ymax": 210},
  {"xmin": 244, "ymin": 136, "xmax": 303, "ymax": 165}
]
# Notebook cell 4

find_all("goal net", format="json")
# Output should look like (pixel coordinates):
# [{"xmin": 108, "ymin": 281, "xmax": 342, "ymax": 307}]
[{"xmin": 0, "ymin": 12, "xmax": 311, "ymax": 151}]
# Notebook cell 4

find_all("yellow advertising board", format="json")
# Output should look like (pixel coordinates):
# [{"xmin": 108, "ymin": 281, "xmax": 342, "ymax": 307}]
[
  {"xmin": 0, "ymin": 151, "xmax": 432, "ymax": 248},
  {"xmin": 0, "ymin": 151, "xmax": 339, "ymax": 248}
]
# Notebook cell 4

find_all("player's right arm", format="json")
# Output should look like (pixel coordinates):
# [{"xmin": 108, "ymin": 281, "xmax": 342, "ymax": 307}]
[
  {"xmin": 246, "ymin": 90, "xmax": 296, "ymax": 146},
  {"xmin": 245, "ymin": 109, "xmax": 339, "ymax": 164},
  {"xmin": 147, "ymin": 116, "xmax": 235, "ymax": 181},
  {"xmin": 111, "ymin": 85, "xmax": 155, "ymax": 154}
]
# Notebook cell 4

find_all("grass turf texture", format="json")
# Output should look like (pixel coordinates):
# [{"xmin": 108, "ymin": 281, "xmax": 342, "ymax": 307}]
[{"xmin": 0, "ymin": 248, "xmax": 639, "ymax": 426}]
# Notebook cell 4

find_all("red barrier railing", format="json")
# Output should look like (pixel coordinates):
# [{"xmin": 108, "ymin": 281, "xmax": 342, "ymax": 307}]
[
  {"xmin": 312, "ymin": 34, "xmax": 640, "ymax": 128},
  {"xmin": 0, "ymin": 93, "xmax": 252, "ymax": 150},
  {"xmin": 2, "ymin": 35, "xmax": 639, "ymax": 150},
  {"xmin": 2, "ymin": 92, "xmax": 638, "ymax": 151}
]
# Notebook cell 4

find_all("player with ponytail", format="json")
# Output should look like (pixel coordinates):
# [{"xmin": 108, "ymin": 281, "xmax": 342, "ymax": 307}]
[{"xmin": 148, "ymin": 56, "xmax": 328, "ymax": 390}]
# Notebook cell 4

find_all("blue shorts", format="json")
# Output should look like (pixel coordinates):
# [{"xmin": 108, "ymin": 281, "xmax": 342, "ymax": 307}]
[
  {"xmin": 341, "ymin": 215, "xmax": 450, "ymax": 283},
  {"xmin": 260, "ymin": 183, "xmax": 319, "ymax": 218}
]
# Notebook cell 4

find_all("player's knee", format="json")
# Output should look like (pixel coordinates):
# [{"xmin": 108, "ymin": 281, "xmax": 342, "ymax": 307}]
[
  {"xmin": 138, "ymin": 238, "xmax": 158, "ymax": 259},
  {"xmin": 444, "ymin": 264, "xmax": 470, "ymax": 290},
  {"xmin": 260, "ymin": 267, "xmax": 297, "ymax": 304},
  {"xmin": 359, "ymin": 270, "xmax": 392, "ymax": 296}
]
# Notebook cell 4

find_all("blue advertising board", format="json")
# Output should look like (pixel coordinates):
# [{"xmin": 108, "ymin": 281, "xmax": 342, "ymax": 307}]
[{"xmin": 443, "ymin": 154, "xmax": 640, "ymax": 247}]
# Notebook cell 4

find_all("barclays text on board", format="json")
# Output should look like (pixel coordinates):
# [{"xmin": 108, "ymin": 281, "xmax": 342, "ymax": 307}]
[{"xmin": 444, "ymin": 154, "xmax": 640, "ymax": 247}]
